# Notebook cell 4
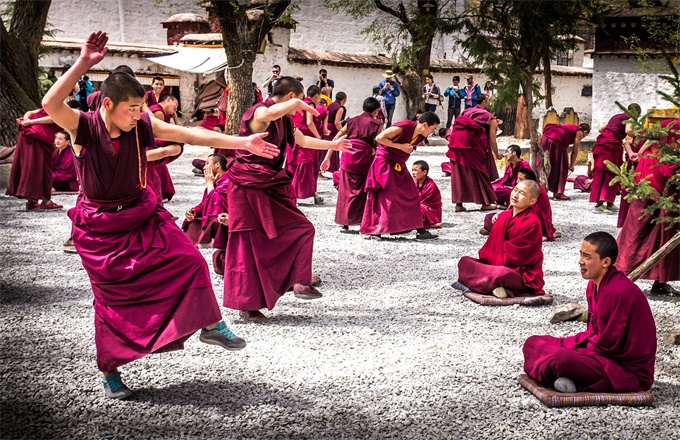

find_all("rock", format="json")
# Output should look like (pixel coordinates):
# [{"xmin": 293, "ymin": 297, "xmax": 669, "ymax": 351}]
[
  {"xmin": 662, "ymin": 330, "xmax": 680, "ymax": 345},
  {"xmin": 550, "ymin": 303, "xmax": 588, "ymax": 324}
]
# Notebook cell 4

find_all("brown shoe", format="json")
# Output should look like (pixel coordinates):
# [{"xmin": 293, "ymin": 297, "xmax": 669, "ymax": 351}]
[
  {"xmin": 479, "ymin": 228, "xmax": 490, "ymax": 236},
  {"xmin": 63, "ymin": 237, "xmax": 77, "ymax": 254},
  {"xmin": 293, "ymin": 282, "xmax": 323, "ymax": 300},
  {"xmin": 552, "ymin": 193, "xmax": 571, "ymax": 201},
  {"xmin": 480, "ymin": 204, "xmax": 497, "ymax": 211},
  {"xmin": 37, "ymin": 200, "xmax": 63, "ymax": 210},
  {"xmin": 239, "ymin": 310, "xmax": 267, "ymax": 323},
  {"xmin": 454, "ymin": 205, "xmax": 467, "ymax": 213}
]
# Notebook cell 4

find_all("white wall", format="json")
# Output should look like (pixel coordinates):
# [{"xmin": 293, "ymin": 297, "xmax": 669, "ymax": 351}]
[{"xmin": 534, "ymin": 74, "xmax": 592, "ymax": 124}]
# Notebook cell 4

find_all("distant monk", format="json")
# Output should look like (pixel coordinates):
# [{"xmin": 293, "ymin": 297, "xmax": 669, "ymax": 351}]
[
  {"xmin": 463, "ymin": 94, "xmax": 501, "ymax": 180},
  {"xmin": 454, "ymin": 180, "xmax": 545, "ymax": 298},
  {"xmin": 324, "ymin": 92, "xmax": 348, "ymax": 174},
  {"xmin": 412, "ymin": 160, "xmax": 442, "ymax": 229},
  {"xmin": 572, "ymin": 158, "xmax": 593, "ymax": 192},
  {"xmin": 590, "ymin": 104, "xmax": 638, "ymax": 213},
  {"xmin": 616, "ymin": 118, "xmax": 679, "ymax": 296},
  {"xmin": 323, "ymin": 97, "xmax": 382, "ymax": 232},
  {"xmin": 481, "ymin": 168, "xmax": 557, "ymax": 242},
  {"xmin": 290, "ymin": 85, "xmax": 324, "ymax": 204},
  {"xmin": 42, "ymin": 31, "xmax": 281, "ymax": 399},
  {"xmin": 148, "ymin": 94, "xmax": 183, "ymax": 202},
  {"xmin": 492, "ymin": 144, "xmax": 530, "ymax": 206},
  {"xmin": 52, "ymin": 130, "xmax": 79, "ymax": 192},
  {"xmin": 360, "ymin": 112, "xmax": 440, "ymax": 241},
  {"xmin": 446, "ymin": 100, "xmax": 497, "ymax": 212},
  {"xmin": 523, "ymin": 232, "xmax": 656, "ymax": 393},
  {"xmin": 224, "ymin": 76, "xmax": 351, "ymax": 323},
  {"xmin": 182, "ymin": 154, "xmax": 228, "ymax": 247},
  {"xmin": 617, "ymin": 134, "xmax": 646, "ymax": 227},
  {"xmin": 539, "ymin": 122, "xmax": 590, "ymax": 200}
]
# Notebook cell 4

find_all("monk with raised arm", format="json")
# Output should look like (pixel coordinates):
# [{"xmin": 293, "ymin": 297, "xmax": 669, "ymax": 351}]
[
  {"xmin": 454, "ymin": 180, "xmax": 544, "ymax": 298},
  {"xmin": 523, "ymin": 232, "xmax": 656, "ymax": 393},
  {"xmin": 41, "ymin": 31, "xmax": 281, "ymax": 400}
]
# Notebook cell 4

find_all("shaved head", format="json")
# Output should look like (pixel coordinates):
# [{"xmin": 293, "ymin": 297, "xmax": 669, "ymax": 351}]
[{"xmin": 517, "ymin": 179, "xmax": 541, "ymax": 199}]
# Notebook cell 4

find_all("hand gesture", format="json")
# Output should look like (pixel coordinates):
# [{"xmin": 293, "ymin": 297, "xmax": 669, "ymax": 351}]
[
  {"xmin": 185, "ymin": 208, "xmax": 196, "ymax": 222},
  {"xmin": 294, "ymin": 99, "xmax": 320, "ymax": 117},
  {"xmin": 569, "ymin": 164, "xmax": 575, "ymax": 172},
  {"xmin": 80, "ymin": 31, "xmax": 108, "ymax": 67},
  {"xmin": 320, "ymin": 158, "xmax": 331, "ymax": 172},
  {"xmin": 629, "ymin": 152, "xmax": 638, "ymax": 162},
  {"xmin": 492, "ymin": 213, "xmax": 499, "ymax": 224},
  {"xmin": 401, "ymin": 143, "xmax": 414, "ymax": 154},
  {"xmin": 203, "ymin": 164, "xmax": 215, "ymax": 183},
  {"xmin": 243, "ymin": 132, "xmax": 280, "ymax": 159},
  {"xmin": 332, "ymin": 135, "xmax": 352, "ymax": 152},
  {"xmin": 217, "ymin": 213, "xmax": 229, "ymax": 226}
]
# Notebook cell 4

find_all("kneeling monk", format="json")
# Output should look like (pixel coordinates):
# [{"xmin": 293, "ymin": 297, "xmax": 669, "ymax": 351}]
[
  {"xmin": 523, "ymin": 232, "xmax": 656, "ymax": 393},
  {"xmin": 455, "ymin": 180, "xmax": 544, "ymax": 298}
]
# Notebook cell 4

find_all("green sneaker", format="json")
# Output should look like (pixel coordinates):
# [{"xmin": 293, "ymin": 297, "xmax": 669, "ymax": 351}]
[
  {"xmin": 103, "ymin": 371, "xmax": 133, "ymax": 400},
  {"xmin": 199, "ymin": 321, "xmax": 247, "ymax": 351}
]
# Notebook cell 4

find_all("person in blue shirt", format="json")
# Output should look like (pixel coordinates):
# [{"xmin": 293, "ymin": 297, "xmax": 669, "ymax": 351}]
[
  {"xmin": 459, "ymin": 74, "xmax": 482, "ymax": 110},
  {"xmin": 443, "ymin": 75, "xmax": 464, "ymax": 129},
  {"xmin": 377, "ymin": 70, "xmax": 401, "ymax": 127}
]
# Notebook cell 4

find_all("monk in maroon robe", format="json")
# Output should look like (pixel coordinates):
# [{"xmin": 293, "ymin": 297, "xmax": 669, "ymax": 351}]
[
  {"xmin": 455, "ymin": 180, "xmax": 545, "ymax": 298},
  {"xmin": 412, "ymin": 160, "xmax": 442, "ymax": 229},
  {"xmin": 290, "ymin": 86, "xmax": 325, "ymax": 204},
  {"xmin": 492, "ymin": 144, "xmax": 530, "ymax": 206},
  {"xmin": 324, "ymin": 92, "xmax": 347, "ymax": 174},
  {"xmin": 41, "ymin": 31, "xmax": 281, "ymax": 399},
  {"xmin": 148, "ymin": 95, "xmax": 183, "ymax": 202},
  {"xmin": 617, "ymin": 134, "xmax": 645, "ymax": 227},
  {"xmin": 539, "ymin": 122, "xmax": 590, "ymax": 200},
  {"xmin": 6, "ymin": 108, "xmax": 65, "ymax": 209},
  {"xmin": 52, "ymin": 130, "xmax": 79, "ymax": 192},
  {"xmin": 446, "ymin": 107, "xmax": 497, "ymax": 212},
  {"xmin": 145, "ymin": 76, "xmax": 166, "ymax": 109},
  {"xmin": 464, "ymin": 95, "xmax": 501, "ymax": 181},
  {"xmin": 360, "ymin": 112, "xmax": 440, "ymax": 240},
  {"xmin": 523, "ymin": 232, "xmax": 656, "ymax": 393},
  {"xmin": 616, "ymin": 119, "xmax": 679, "ymax": 296},
  {"xmin": 224, "ymin": 76, "xmax": 351, "ymax": 323},
  {"xmin": 322, "ymin": 97, "xmax": 382, "ymax": 231},
  {"xmin": 481, "ymin": 168, "xmax": 557, "ymax": 242},
  {"xmin": 590, "ymin": 104, "xmax": 638, "ymax": 212}
]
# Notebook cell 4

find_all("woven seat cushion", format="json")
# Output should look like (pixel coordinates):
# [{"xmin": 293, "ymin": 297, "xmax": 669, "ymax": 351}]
[
  {"xmin": 518, "ymin": 374, "xmax": 654, "ymax": 407},
  {"xmin": 463, "ymin": 291, "xmax": 554, "ymax": 306}
]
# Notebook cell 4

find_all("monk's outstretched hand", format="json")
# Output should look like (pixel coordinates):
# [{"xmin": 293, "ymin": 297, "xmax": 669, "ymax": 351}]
[
  {"xmin": 295, "ymin": 99, "xmax": 320, "ymax": 117},
  {"xmin": 320, "ymin": 158, "xmax": 330, "ymax": 172},
  {"xmin": 81, "ymin": 31, "xmax": 109, "ymax": 66},
  {"xmin": 332, "ymin": 135, "xmax": 352, "ymax": 152},
  {"xmin": 243, "ymin": 132, "xmax": 280, "ymax": 159}
]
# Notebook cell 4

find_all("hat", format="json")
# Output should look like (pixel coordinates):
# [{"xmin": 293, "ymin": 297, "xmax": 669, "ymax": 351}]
[
  {"xmin": 382, "ymin": 70, "xmax": 395, "ymax": 78},
  {"xmin": 293, "ymin": 74, "xmax": 304, "ymax": 81},
  {"xmin": 466, "ymin": 74, "xmax": 473, "ymax": 79}
]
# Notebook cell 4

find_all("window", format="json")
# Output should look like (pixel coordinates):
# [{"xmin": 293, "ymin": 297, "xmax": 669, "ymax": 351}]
[{"xmin": 581, "ymin": 85, "xmax": 593, "ymax": 97}]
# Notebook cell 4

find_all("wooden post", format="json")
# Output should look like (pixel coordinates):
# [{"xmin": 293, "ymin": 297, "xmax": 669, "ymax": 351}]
[{"xmin": 628, "ymin": 230, "xmax": 680, "ymax": 282}]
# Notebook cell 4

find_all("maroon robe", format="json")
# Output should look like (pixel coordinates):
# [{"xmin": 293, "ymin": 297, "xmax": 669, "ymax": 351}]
[
  {"xmin": 68, "ymin": 111, "xmax": 221, "ymax": 372},
  {"xmin": 461, "ymin": 107, "xmax": 499, "ymax": 180},
  {"xmin": 325, "ymin": 101, "xmax": 346, "ymax": 173},
  {"xmin": 87, "ymin": 90, "xmax": 102, "ymax": 112},
  {"xmin": 573, "ymin": 175, "xmax": 592, "ymax": 192},
  {"xmin": 418, "ymin": 176, "xmax": 442, "ymax": 228},
  {"xmin": 224, "ymin": 97, "xmax": 315, "ymax": 311},
  {"xmin": 590, "ymin": 113, "xmax": 627, "ymax": 203},
  {"xmin": 148, "ymin": 103, "xmax": 183, "ymax": 202},
  {"xmin": 6, "ymin": 109, "xmax": 60, "ymax": 202},
  {"xmin": 446, "ymin": 115, "xmax": 496, "ymax": 205},
  {"xmin": 617, "ymin": 136, "xmax": 645, "ymax": 227},
  {"xmin": 145, "ymin": 90, "xmax": 160, "ymax": 107},
  {"xmin": 616, "ymin": 121, "xmax": 679, "ymax": 283},
  {"xmin": 290, "ymin": 97, "xmax": 319, "ymax": 199},
  {"xmin": 492, "ymin": 159, "xmax": 530, "ymax": 205},
  {"xmin": 540, "ymin": 124, "xmax": 581, "ymax": 194},
  {"xmin": 459, "ymin": 208, "xmax": 544, "ymax": 297},
  {"xmin": 483, "ymin": 187, "xmax": 556, "ymax": 241},
  {"xmin": 182, "ymin": 174, "xmax": 227, "ymax": 246},
  {"xmin": 53, "ymin": 147, "xmax": 79, "ymax": 191},
  {"xmin": 360, "ymin": 120, "xmax": 424, "ymax": 235},
  {"xmin": 335, "ymin": 112, "xmax": 382, "ymax": 226},
  {"xmin": 523, "ymin": 268, "xmax": 656, "ymax": 392}
]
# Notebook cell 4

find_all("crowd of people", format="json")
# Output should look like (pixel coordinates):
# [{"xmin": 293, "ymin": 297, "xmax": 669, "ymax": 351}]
[{"xmin": 4, "ymin": 32, "xmax": 678, "ymax": 403}]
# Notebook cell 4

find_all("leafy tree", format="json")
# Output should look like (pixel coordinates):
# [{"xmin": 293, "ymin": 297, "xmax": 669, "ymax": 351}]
[
  {"xmin": 327, "ymin": 0, "xmax": 461, "ymax": 119},
  {"xmin": 0, "ymin": 0, "xmax": 52, "ymax": 147}
]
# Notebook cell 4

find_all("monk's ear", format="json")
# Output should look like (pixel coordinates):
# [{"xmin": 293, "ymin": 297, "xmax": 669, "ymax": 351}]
[
  {"xmin": 602, "ymin": 256, "xmax": 612, "ymax": 268},
  {"xmin": 529, "ymin": 196, "xmax": 538, "ymax": 206}
]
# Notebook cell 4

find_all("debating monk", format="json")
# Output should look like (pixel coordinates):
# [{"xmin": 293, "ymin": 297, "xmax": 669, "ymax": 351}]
[
  {"xmin": 523, "ymin": 232, "xmax": 656, "ymax": 393},
  {"xmin": 539, "ymin": 122, "xmax": 590, "ymax": 200},
  {"xmin": 492, "ymin": 144, "xmax": 530, "ymax": 206},
  {"xmin": 41, "ymin": 31, "xmax": 282, "ymax": 399},
  {"xmin": 412, "ymin": 160, "xmax": 442, "ymax": 229},
  {"xmin": 454, "ymin": 180, "xmax": 545, "ymax": 298}
]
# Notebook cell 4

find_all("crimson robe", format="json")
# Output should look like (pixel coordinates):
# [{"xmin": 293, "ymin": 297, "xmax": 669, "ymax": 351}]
[
  {"xmin": 360, "ymin": 120, "xmax": 424, "ymax": 235},
  {"xmin": 540, "ymin": 124, "xmax": 581, "ymax": 194},
  {"xmin": 492, "ymin": 159, "xmax": 530, "ymax": 205},
  {"xmin": 53, "ymin": 148, "xmax": 79, "ymax": 191},
  {"xmin": 182, "ymin": 174, "xmax": 227, "ymax": 246},
  {"xmin": 617, "ymin": 136, "xmax": 645, "ymax": 227},
  {"xmin": 145, "ymin": 90, "xmax": 160, "ymax": 107},
  {"xmin": 290, "ymin": 97, "xmax": 319, "ymax": 199},
  {"xmin": 68, "ymin": 111, "xmax": 221, "ymax": 372},
  {"xmin": 335, "ymin": 112, "xmax": 381, "ymax": 226},
  {"xmin": 590, "ymin": 113, "xmax": 627, "ymax": 203},
  {"xmin": 418, "ymin": 176, "xmax": 442, "ymax": 228},
  {"xmin": 523, "ymin": 268, "xmax": 656, "ymax": 392},
  {"xmin": 86, "ymin": 90, "xmax": 101, "ymax": 112},
  {"xmin": 446, "ymin": 115, "xmax": 496, "ymax": 205},
  {"xmin": 6, "ymin": 109, "xmax": 60, "ymax": 202},
  {"xmin": 573, "ymin": 175, "xmax": 591, "ymax": 192},
  {"xmin": 148, "ymin": 103, "xmax": 183, "ymax": 202},
  {"xmin": 459, "ymin": 208, "xmax": 544, "ymax": 296},
  {"xmin": 224, "ymin": 97, "xmax": 315, "ymax": 311},
  {"xmin": 483, "ymin": 187, "xmax": 556, "ymax": 241},
  {"xmin": 325, "ymin": 101, "xmax": 346, "ymax": 173}
]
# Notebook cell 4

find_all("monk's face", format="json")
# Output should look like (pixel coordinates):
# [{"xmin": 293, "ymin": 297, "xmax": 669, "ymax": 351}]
[
  {"xmin": 163, "ymin": 98, "xmax": 178, "ymax": 115},
  {"xmin": 152, "ymin": 80, "xmax": 165, "ymax": 95},
  {"xmin": 420, "ymin": 122, "xmax": 439, "ymax": 137},
  {"xmin": 207, "ymin": 156, "xmax": 220, "ymax": 175},
  {"xmin": 509, "ymin": 182, "xmax": 537, "ymax": 211},
  {"xmin": 54, "ymin": 132, "xmax": 70, "ymax": 151},
  {"xmin": 505, "ymin": 148, "xmax": 517, "ymax": 162},
  {"xmin": 106, "ymin": 97, "xmax": 145, "ymax": 132},
  {"xmin": 412, "ymin": 164, "xmax": 427, "ymax": 183},
  {"xmin": 579, "ymin": 240, "xmax": 610, "ymax": 282},
  {"xmin": 517, "ymin": 173, "xmax": 526, "ymax": 182}
]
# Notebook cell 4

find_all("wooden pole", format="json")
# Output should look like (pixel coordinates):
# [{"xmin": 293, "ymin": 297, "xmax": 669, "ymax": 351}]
[{"xmin": 628, "ymin": 230, "xmax": 680, "ymax": 282}]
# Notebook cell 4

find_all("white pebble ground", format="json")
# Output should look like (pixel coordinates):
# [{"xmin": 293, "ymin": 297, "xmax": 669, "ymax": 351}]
[{"xmin": 0, "ymin": 142, "xmax": 678, "ymax": 440}]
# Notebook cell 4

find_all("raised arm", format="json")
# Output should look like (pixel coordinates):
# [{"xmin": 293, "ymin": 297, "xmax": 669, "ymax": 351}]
[
  {"xmin": 249, "ymin": 99, "xmax": 318, "ymax": 134},
  {"xmin": 294, "ymin": 130, "xmax": 351, "ymax": 152},
  {"xmin": 376, "ymin": 126, "xmax": 412, "ymax": 153}
]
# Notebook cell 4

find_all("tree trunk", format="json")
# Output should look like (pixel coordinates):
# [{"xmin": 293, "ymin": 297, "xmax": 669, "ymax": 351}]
[
  {"xmin": 628, "ymin": 231, "xmax": 680, "ymax": 282},
  {"xmin": 542, "ymin": 52, "xmax": 553, "ymax": 109},
  {"xmin": 400, "ymin": 70, "xmax": 423, "ymax": 120},
  {"xmin": 521, "ymin": 75, "xmax": 539, "ymax": 169},
  {"xmin": 0, "ymin": 0, "xmax": 52, "ymax": 147}
]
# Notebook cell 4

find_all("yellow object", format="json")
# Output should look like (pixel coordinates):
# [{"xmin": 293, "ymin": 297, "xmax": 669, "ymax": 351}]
[
  {"xmin": 394, "ymin": 163, "xmax": 402, "ymax": 172},
  {"xmin": 645, "ymin": 107, "xmax": 680, "ymax": 128}
]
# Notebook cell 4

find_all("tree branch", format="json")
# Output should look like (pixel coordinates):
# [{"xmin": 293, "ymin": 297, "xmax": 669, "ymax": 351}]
[{"xmin": 374, "ymin": 0, "xmax": 408, "ymax": 24}]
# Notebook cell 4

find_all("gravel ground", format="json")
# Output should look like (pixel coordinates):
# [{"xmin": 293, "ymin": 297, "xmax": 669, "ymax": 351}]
[{"xmin": 1, "ymin": 142, "xmax": 678, "ymax": 440}]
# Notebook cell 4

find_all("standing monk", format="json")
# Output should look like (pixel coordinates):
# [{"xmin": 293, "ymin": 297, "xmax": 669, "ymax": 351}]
[
  {"xmin": 590, "ymin": 104, "xmax": 639, "ymax": 213},
  {"xmin": 523, "ymin": 232, "xmax": 656, "ymax": 393},
  {"xmin": 290, "ymin": 85, "xmax": 324, "ymax": 204},
  {"xmin": 52, "ymin": 130, "xmax": 79, "ymax": 192},
  {"xmin": 492, "ymin": 144, "xmax": 530, "ymax": 206},
  {"xmin": 148, "ymin": 94, "xmax": 183, "ymax": 202},
  {"xmin": 539, "ymin": 122, "xmax": 590, "ymax": 200},
  {"xmin": 412, "ymin": 160, "xmax": 442, "ymax": 229},
  {"xmin": 360, "ymin": 112, "xmax": 440, "ymax": 241},
  {"xmin": 463, "ymin": 95, "xmax": 501, "ymax": 181},
  {"xmin": 454, "ymin": 180, "xmax": 545, "ymax": 298},
  {"xmin": 41, "ymin": 31, "xmax": 281, "ymax": 399},
  {"xmin": 324, "ymin": 92, "xmax": 348, "ymax": 174},
  {"xmin": 323, "ymin": 97, "xmax": 382, "ymax": 232},
  {"xmin": 224, "ymin": 76, "xmax": 351, "ymax": 323}
]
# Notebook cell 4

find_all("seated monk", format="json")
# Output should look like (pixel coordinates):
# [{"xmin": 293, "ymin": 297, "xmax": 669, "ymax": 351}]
[
  {"xmin": 571, "ymin": 158, "xmax": 594, "ymax": 193},
  {"xmin": 454, "ymin": 180, "xmax": 544, "ymax": 298},
  {"xmin": 523, "ymin": 232, "xmax": 656, "ymax": 393},
  {"xmin": 52, "ymin": 130, "xmax": 79, "ymax": 192},
  {"xmin": 492, "ymin": 144, "xmax": 530, "ymax": 206},
  {"xmin": 412, "ymin": 160, "xmax": 442, "ymax": 229},
  {"xmin": 182, "ymin": 153, "xmax": 228, "ymax": 247},
  {"xmin": 481, "ymin": 168, "xmax": 557, "ymax": 242}
]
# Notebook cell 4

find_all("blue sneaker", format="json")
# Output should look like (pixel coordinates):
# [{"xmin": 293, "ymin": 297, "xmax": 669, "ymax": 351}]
[
  {"xmin": 199, "ymin": 321, "xmax": 247, "ymax": 351},
  {"xmin": 103, "ymin": 371, "xmax": 133, "ymax": 400},
  {"xmin": 451, "ymin": 281, "xmax": 470, "ymax": 292}
]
